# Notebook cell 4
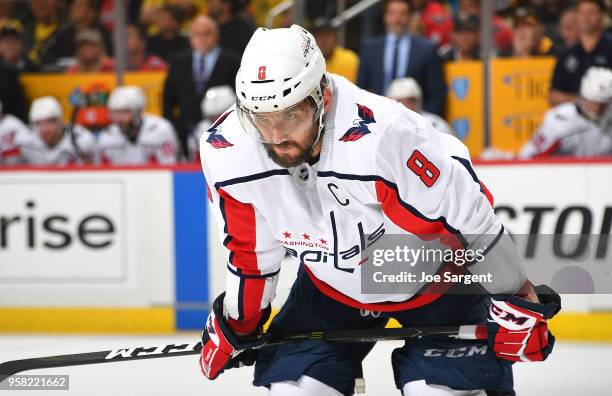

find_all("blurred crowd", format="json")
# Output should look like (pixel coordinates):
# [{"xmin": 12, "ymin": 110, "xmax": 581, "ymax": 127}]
[{"xmin": 0, "ymin": 0, "xmax": 611, "ymax": 166}]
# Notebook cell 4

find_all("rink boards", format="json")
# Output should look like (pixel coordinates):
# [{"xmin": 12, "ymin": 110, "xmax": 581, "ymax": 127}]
[
  {"xmin": 0, "ymin": 160, "xmax": 611, "ymax": 339},
  {"xmin": 0, "ymin": 165, "xmax": 207, "ymax": 333}
]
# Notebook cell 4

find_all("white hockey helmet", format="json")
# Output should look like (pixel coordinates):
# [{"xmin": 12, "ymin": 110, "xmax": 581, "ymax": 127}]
[
  {"xmin": 29, "ymin": 96, "xmax": 63, "ymax": 123},
  {"xmin": 386, "ymin": 77, "xmax": 423, "ymax": 100},
  {"xmin": 108, "ymin": 86, "xmax": 147, "ymax": 112},
  {"xmin": 201, "ymin": 85, "xmax": 236, "ymax": 118},
  {"xmin": 580, "ymin": 67, "xmax": 612, "ymax": 103},
  {"xmin": 235, "ymin": 25, "xmax": 327, "ymax": 143}
]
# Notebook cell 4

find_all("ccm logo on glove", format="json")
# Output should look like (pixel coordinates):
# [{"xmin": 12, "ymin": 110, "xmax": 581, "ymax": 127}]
[{"xmin": 490, "ymin": 301, "xmax": 540, "ymax": 329}]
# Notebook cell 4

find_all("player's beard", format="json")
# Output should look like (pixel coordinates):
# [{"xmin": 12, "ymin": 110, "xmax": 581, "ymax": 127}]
[{"xmin": 263, "ymin": 124, "xmax": 321, "ymax": 168}]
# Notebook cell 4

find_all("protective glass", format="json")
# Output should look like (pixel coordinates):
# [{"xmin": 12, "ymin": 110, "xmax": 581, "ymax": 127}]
[{"xmin": 236, "ymin": 99, "xmax": 321, "ymax": 144}]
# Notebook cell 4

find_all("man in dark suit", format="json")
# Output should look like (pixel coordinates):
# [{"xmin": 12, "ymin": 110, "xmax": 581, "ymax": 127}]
[
  {"xmin": 357, "ymin": 0, "xmax": 447, "ymax": 116},
  {"xmin": 163, "ymin": 15, "xmax": 240, "ymax": 155}
]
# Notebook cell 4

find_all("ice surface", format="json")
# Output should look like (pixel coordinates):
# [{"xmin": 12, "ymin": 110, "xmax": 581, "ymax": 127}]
[{"xmin": 0, "ymin": 335, "xmax": 610, "ymax": 395}]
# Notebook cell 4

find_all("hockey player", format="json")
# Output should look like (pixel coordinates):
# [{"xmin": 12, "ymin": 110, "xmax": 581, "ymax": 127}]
[
  {"xmin": 519, "ymin": 67, "xmax": 612, "ymax": 158},
  {"xmin": 199, "ymin": 26, "xmax": 560, "ymax": 396},
  {"xmin": 11, "ymin": 96, "xmax": 95, "ymax": 165},
  {"xmin": 0, "ymin": 100, "xmax": 30, "ymax": 165},
  {"xmin": 189, "ymin": 85, "xmax": 236, "ymax": 162},
  {"xmin": 387, "ymin": 77, "xmax": 456, "ymax": 136},
  {"xmin": 98, "ymin": 86, "xmax": 178, "ymax": 165}
]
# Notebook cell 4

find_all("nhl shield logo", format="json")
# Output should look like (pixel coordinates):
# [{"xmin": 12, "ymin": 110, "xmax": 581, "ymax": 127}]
[
  {"xmin": 451, "ymin": 119, "xmax": 470, "ymax": 141},
  {"xmin": 451, "ymin": 78, "xmax": 469, "ymax": 100}
]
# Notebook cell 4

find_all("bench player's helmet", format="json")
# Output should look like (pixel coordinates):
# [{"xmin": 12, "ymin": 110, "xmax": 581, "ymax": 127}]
[
  {"xmin": 234, "ymin": 25, "xmax": 327, "ymax": 144},
  {"xmin": 29, "ymin": 96, "xmax": 63, "ymax": 124},
  {"xmin": 386, "ymin": 77, "xmax": 423, "ymax": 112},
  {"xmin": 579, "ymin": 67, "xmax": 612, "ymax": 121},
  {"xmin": 29, "ymin": 96, "xmax": 64, "ymax": 146},
  {"xmin": 108, "ymin": 86, "xmax": 146, "ymax": 112},
  {"xmin": 108, "ymin": 86, "xmax": 146, "ymax": 139},
  {"xmin": 201, "ymin": 85, "xmax": 236, "ymax": 120}
]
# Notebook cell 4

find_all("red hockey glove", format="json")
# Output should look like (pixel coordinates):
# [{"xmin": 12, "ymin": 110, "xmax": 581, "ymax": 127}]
[
  {"xmin": 487, "ymin": 285, "xmax": 561, "ymax": 362},
  {"xmin": 199, "ymin": 292, "xmax": 270, "ymax": 379}
]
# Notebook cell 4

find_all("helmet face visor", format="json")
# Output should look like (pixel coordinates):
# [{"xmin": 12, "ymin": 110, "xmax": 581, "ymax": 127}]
[{"xmin": 236, "ymin": 98, "xmax": 319, "ymax": 144}]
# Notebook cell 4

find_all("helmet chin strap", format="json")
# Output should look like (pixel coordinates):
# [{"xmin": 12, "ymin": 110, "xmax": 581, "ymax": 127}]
[
  {"xmin": 304, "ymin": 106, "xmax": 325, "ymax": 161},
  {"xmin": 313, "ymin": 108, "xmax": 325, "ymax": 146}
]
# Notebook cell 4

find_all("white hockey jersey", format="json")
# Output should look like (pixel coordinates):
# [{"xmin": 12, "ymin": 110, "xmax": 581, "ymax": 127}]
[
  {"xmin": 97, "ymin": 114, "xmax": 178, "ymax": 165},
  {"xmin": 10, "ymin": 124, "xmax": 96, "ymax": 165},
  {"xmin": 0, "ymin": 114, "xmax": 30, "ymax": 165},
  {"xmin": 200, "ymin": 74, "xmax": 524, "ymax": 327},
  {"xmin": 519, "ymin": 102, "xmax": 612, "ymax": 158}
]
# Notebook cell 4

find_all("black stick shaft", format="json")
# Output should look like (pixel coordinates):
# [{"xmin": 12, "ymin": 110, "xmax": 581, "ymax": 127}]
[{"xmin": 0, "ymin": 324, "xmax": 485, "ymax": 382}]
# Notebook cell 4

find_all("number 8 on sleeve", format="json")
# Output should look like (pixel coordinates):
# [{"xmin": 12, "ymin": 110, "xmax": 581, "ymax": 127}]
[{"xmin": 407, "ymin": 150, "xmax": 440, "ymax": 187}]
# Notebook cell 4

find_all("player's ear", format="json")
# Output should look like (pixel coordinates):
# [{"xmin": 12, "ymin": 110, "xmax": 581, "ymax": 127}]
[{"xmin": 322, "ymin": 87, "xmax": 332, "ymax": 114}]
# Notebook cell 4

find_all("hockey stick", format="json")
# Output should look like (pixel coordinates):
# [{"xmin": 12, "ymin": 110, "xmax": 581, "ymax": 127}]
[{"xmin": 0, "ymin": 324, "xmax": 487, "ymax": 383}]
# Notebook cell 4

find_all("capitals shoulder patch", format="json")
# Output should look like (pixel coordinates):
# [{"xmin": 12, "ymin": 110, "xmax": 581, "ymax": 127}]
[
  {"xmin": 206, "ymin": 111, "xmax": 234, "ymax": 149},
  {"xmin": 339, "ymin": 104, "xmax": 376, "ymax": 142}
]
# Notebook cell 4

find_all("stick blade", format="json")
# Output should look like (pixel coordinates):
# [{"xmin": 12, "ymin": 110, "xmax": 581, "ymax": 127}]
[
  {"xmin": 0, "ymin": 350, "xmax": 112, "ymax": 383},
  {"xmin": 0, "ymin": 342, "xmax": 203, "ymax": 383}
]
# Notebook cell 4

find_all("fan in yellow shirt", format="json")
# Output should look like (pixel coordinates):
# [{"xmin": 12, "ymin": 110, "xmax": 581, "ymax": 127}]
[{"xmin": 311, "ymin": 17, "xmax": 360, "ymax": 83}]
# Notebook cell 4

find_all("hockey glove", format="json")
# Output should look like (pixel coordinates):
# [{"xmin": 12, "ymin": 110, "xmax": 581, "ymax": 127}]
[
  {"xmin": 487, "ymin": 285, "xmax": 561, "ymax": 362},
  {"xmin": 199, "ymin": 292, "xmax": 270, "ymax": 379}
]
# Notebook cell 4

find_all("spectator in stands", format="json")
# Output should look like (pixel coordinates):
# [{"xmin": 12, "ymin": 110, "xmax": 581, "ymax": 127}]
[
  {"xmin": 410, "ymin": 0, "xmax": 453, "ymax": 47},
  {"xmin": 0, "ymin": 22, "xmax": 37, "ymax": 72},
  {"xmin": 12, "ymin": 96, "xmax": 96, "ymax": 165},
  {"xmin": 504, "ymin": 7, "xmax": 556, "ymax": 57},
  {"xmin": 357, "ymin": 0, "xmax": 447, "ymax": 116},
  {"xmin": 51, "ymin": 0, "xmax": 113, "ymax": 59},
  {"xmin": 311, "ymin": 18, "xmax": 360, "ymax": 83},
  {"xmin": 387, "ymin": 77, "xmax": 456, "ymax": 136},
  {"xmin": 140, "ymin": 0, "xmax": 199, "ymax": 32},
  {"xmin": 126, "ymin": 25, "xmax": 167, "ymax": 72},
  {"xmin": 521, "ymin": 67, "xmax": 612, "ymax": 158},
  {"xmin": 207, "ymin": 0, "xmax": 255, "ymax": 55},
  {"xmin": 0, "ymin": 99, "xmax": 31, "ymax": 165},
  {"xmin": 0, "ymin": 62, "xmax": 27, "ymax": 122},
  {"xmin": 556, "ymin": 6, "xmax": 579, "ymax": 51},
  {"xmin": 98, "ymin": 86, "xmax": 178, "ymax": 165},
  {"xmin": 532, "ymin": 0, "xmax": 574, "ymax": 29},
  {"xmin": 189, "ymin": 85, "xmax": 236, "ymax": 162},
  {"xmin": 458, "ymin": 0, "xmax": 514, "ymax": 54},
  {"xmin": 549, "ymin": 0, "xmax": 612, "ymax": 106},
  {"xmin": 67, "ymin": 29, "xmax": 114, "ymax": 73},
  {"xmin": 97, "ymin": 0, "xmax": 142, "ymax": 32},
  {"xmin": 163, "ymin": 16, "xmax": 240, "ymax": 155},
  {"xmin": 22, "ymin": 0, "xmax": 65, "ymax": 69},
  {"xmin": 439, "ymin": 13, "xmax": 481, "ymax": 62},
  {"xmin": 146, "ymin": 4, "xmax": 191, "ymax": 62}
]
